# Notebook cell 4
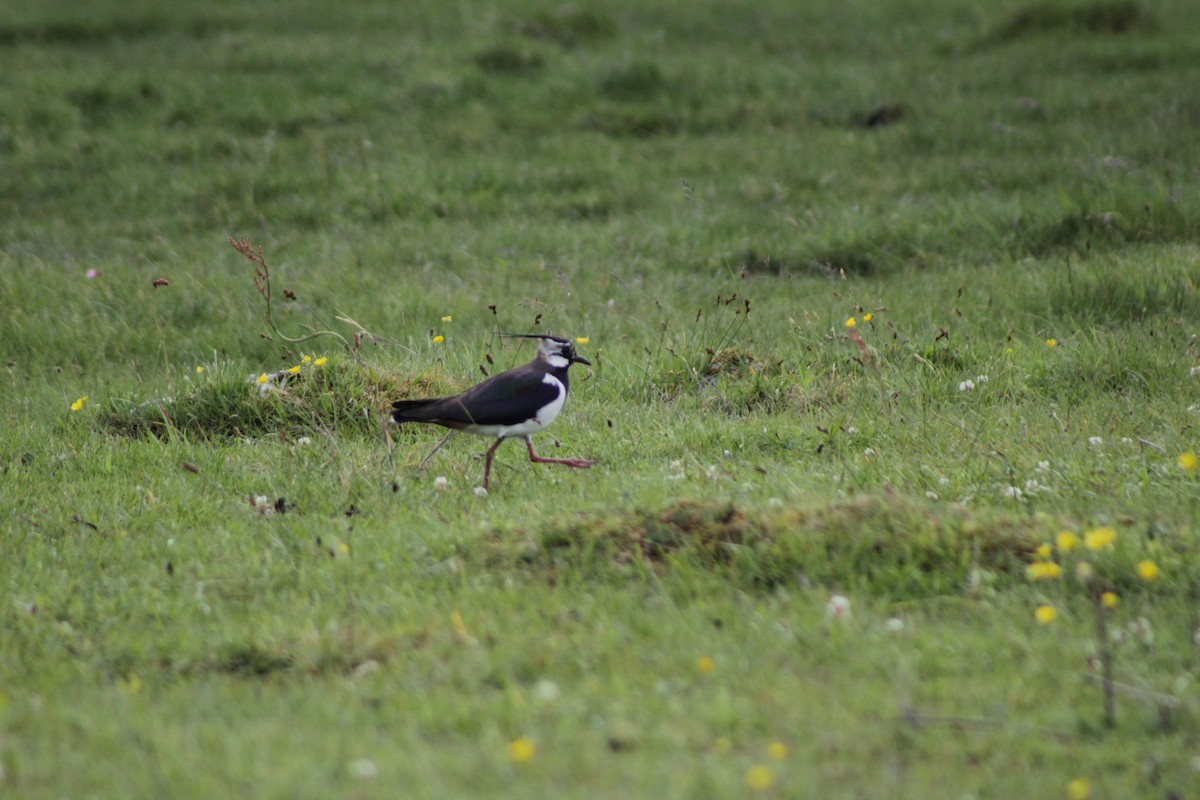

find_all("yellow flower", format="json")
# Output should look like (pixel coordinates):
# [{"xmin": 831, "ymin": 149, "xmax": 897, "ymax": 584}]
[
  {"xmin": 338, "ymin": 542, "xmax": 350, "ymax": 554},
  {"xmin": 1178, "ymin": 451, "xmax": 1198, "ymax": 472},
  {"xmin": 696, "ymin": 656, "xmax": 715, "ymax": 675},
  {"xmin": 121, "ymin": 674, "xmax": 142, "ymax": 695},
  {"xmin": 288, "ymin": 365, "xmax": 301, "ymax": 374},
  {"xmin": 862, "ymin": 313, "xmax": 873, "ymax": 322},
  {"xmin": 746, "ymin": 765, "xmax": 774, "ymax": 791},
  {"xmin": 195, "ymin": 365, "xmax": 205, "ymax": 374},
  {"xmin": 1026, "ymin": 561, "xmax": 1063, "ymax": 581},
  {"xmin": 575, "ymin": 337, "xmax": 589, "ymax": 345},
  {"xmin": 767, "ymin": 742, "xmax": 788, "ymax": 761},
  {"xmin": 70, "ymin": 395, "xmax": 89, "ymax": 412},
  {"xmin": 301, "ymin": 354, "xmax": 312, "ymax": 363},
  {"xmin": 1046, "ymin": 338, "xmax": 1057, "ymax": 347},
  {"xmin": 1083, "ymin": 527, "xmax": 1116, "ymax": 551},
  {"xmin": 256, "ymin": 373, "xmax": 269, "ymax": 384},
  {"xmin": 712, "ymin": 736, "xmax": 733, "ymax": 754},
  {"xmin": 1035, "ymin": 543, "xmax": 1052, "ymax": 559},
  {"xmin": 1100, "ymin": 591, "xmax": 1118, "ymax": 608},
  {"xmin": 1067, "ymin": 778, "xmax": 1092, "ymax": 800},
  {"xmin": 314, "ymin": 356, "xmax": 327, "ymax": 366},
  {"xmin": 1035, "ymin": 605, "xmax": 1057, "ymax": 625},
  {"xmin": 1136, "ymin": 560, "xmax": 1159, "ymax": 581},
  {"xmin": 441, "ymin": 315, "xmax": 453, "ymax": 322},
  {"xmin": 508, "ymin": 737, "xmax": 535, "ymax": 763},
  {"xmin": 844, "ymin": 317, "xmax": 856, "ymax": 329},
  {"xmin": 432, "ymin": 335, "xmax": 445, "ymax": 344},
  {"xmin": 1056, "ymin": 531, "xmax": 1079, "ymax": 552}
]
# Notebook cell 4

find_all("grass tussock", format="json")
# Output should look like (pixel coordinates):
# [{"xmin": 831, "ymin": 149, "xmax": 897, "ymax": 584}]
[
  {"xmin": 989, "ymin": 1, "xmax": 1156, "ymax": 43},
  {"xmin": 511, "ymin": 8, "xmax": 618, "ymax": 48},
  {"xmin": 100, "ymin": 361, "xmax": 425, "ymax": 441},
  {"xmin": 483, "ymin": 495, "xmax": 1040, "ymax": 598}
]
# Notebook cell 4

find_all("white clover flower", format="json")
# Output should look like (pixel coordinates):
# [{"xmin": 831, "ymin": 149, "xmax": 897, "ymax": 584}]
[
  {"xmin": 925, "ymin": 491, "xmax": 939, "ymax": 500},
  {"xmin": 958, "ymin": 379, "xmax": 975, "ymax": 393},
  {"xmin": 532, "ymin": 679, "xmax": 561, "ymax": 703},
  {"xmin": 825, "ymin": 594, "xmax": 851, "ymax": 619},
  {"xmin": 433, "ymin": 476, "xmax": 448, "ymax": 491},
  {"xmin": 667, "ymin": 459, "xmax": 686, "ymax": 480},
  {"xmin": 885, "ymin": 617, "xmax": 904, "ymax": 633},
  {"xmin": 846, "ymin": 426, "xmax": 858, "ymax": 435},
  {"xmin": 862, "ymin": 447, "xmax": 876, "ymax": 458},
  {"xmin": 1002, "ymin": 485, "xmax": 1023, "ymax": 499},
  {"xmin": 975, "ymin": 374, "xmax": 989, "ymax": 384},
  {"xmin": 1119, "ymin": 437, "xmax": 1132, "ymax": 445},
  {"xmin": 249, "ymin": 495, "xmax": 275, "ymax": 516},
  {"xmin": 1036, "ymin": 460, "xmax": 1050, "ymax": 473},
  {"xmin": 1088, "ymin": 436, "xmax": 1103, "ymax": 447},
  {"xmin": 1190, "ymin": 366, "xmax": 1200, "ymax": 377},
  {"xmin": 473, "ymin": 486, "xmax": 488, "ymax": 498},
  {"xmin": 1129, "ymin": 617, "xmax": 1153, "ymax": 646},
  {"xmin": 296, "ymin": 436, "xmax": 311, "ymax": 446}
]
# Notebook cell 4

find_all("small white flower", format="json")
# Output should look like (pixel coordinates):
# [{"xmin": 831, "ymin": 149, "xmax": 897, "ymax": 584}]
[
  {"xmin": 975, "ymin": 374, "xmax": 989, "ymax": 384},
  {"xmin": 1129, "ymin": 617, "xmax": 1153, "ymax": 646},
  {"xmin": 1190, "ymin": 366, "xmax": 1200, "ymax": 377},
  {"xmin": 349, "ymin": 759, "xmax": 378, "ymax": 779},
  {"xmin": 667, "ymin": 459, "xmax": 686, "ymax": 480},
  {"xmin": 825, "ymin": 594, "xmax": 851, "ymax": 619},
  {"xmin": 433, "ymin": 476, "xmax": 448, "ymax": 491},
  {"xmin": 862, "ymin": 447, "xmax": 876, "ymax": 458},
  {"xmin": 1036, "ymin": 460, "xmax": 1050, "ymax": 473},
  {"xmin": 1023, "ymin": 479, "xmax": 1047, "ymax": 493},
  {"xmin": 767, "ymin": 497, "xmax": 784, "ymax": 508},
  {"xmin": 1190, "ymin": 404, "xmax": 1199, "ymax": 413},
  {"xmin": 958, "ymin": 379, "xmax": 975, "ymax": 393},
  {"xmin": 249, "ymin": 495, "xmax": 275, "ymax": 516},
  {"xmin": 925, "ymin": 491, "xmax": 939, "ymax": 500},
  {"xmin": 1002, "ymin": 485, "xmax": 1023, "ymax": 499},
  {"xmin": 1088, "ymin": 436, "xmax": 1103, "ymax": 446},
  {"xmin": 937, "ymin": 476, "xmax": 949, "ymax": 486},
  {"xmin": 846, "ymin": 426, "xmax": 858, "ymax": 435},
  {"xmin": 1119, "ymin": 437, "xmax": 1132, "ymax": 445},
  {"xmin": 532, "ymin": 679, "xmax": 561, "ymax": 703},
  {"xmin": 885, "ymin": 617, "xmax": 904, "ymax": 633},
  {"xmin": 722, "ymin": 449, "xmax": 733, "ymax": 458},
  {"xmin": 473, "ymin": 486, "xmax": 488, "ymax": 498},
  {"xmin": 296, "ymin": 436, "xmax": 311, "ymax": 446}
]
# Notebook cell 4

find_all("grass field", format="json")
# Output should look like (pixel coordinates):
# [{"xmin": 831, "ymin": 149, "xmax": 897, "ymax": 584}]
[{"xmin": 3, "ymin": 0, "xmax": 1200, "ymax": 796}]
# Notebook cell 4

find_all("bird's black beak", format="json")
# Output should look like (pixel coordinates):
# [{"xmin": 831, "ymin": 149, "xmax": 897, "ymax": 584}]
[{"xmin": 573, "ymin": 354, "xmax": 591, "ymax": 366}]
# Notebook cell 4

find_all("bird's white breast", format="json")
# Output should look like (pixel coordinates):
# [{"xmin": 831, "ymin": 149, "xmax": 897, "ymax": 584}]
[
  {"xmin": 532, "ymin": 373, "xmax": 567, "ymax": 426},
  {"xmin": 473, "ymin": 373, "xmax": 567, "ymax": 439}
]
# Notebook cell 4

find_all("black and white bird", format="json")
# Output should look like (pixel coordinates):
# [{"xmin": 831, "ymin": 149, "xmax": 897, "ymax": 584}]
[{"xmin": 390, "ymin": 334, "xmax": 595, "ymax": 489}]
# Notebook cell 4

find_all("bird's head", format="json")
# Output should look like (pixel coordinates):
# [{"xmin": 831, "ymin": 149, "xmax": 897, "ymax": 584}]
[{"xmin": 504, "ymin": 334, "xmax": 591, "ymax": 369}]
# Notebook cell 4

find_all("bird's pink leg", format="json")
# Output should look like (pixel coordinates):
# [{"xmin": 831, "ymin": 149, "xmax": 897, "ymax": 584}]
[
  {"xmin": 525, "ymin": 437, "xmax": 596, "ymax": 469},
  {"xmin": 482, "ymin": 437, "xmax": 507, "ymax": 490}
]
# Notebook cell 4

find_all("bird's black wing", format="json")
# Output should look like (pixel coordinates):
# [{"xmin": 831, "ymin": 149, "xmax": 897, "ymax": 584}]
[{"xmin": 393, "ymin": 364, "xmax": 560, "ymax": 427}]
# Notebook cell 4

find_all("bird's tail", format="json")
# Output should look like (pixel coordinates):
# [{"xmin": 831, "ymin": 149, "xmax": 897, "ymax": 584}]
[{"xmin": 391, "ymin": 398, "xmax": 444, "ymax": 424}]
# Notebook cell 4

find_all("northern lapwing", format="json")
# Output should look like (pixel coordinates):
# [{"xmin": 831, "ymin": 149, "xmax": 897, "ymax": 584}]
[{"xmin": 391, "ymin": 334, "xmax": 596, "ymax": 489}]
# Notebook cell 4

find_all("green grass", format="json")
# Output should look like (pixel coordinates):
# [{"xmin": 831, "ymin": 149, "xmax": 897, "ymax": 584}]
[{"xmin": 3, "ymin": 0, "xmax": 1200, "ymax": 796}]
